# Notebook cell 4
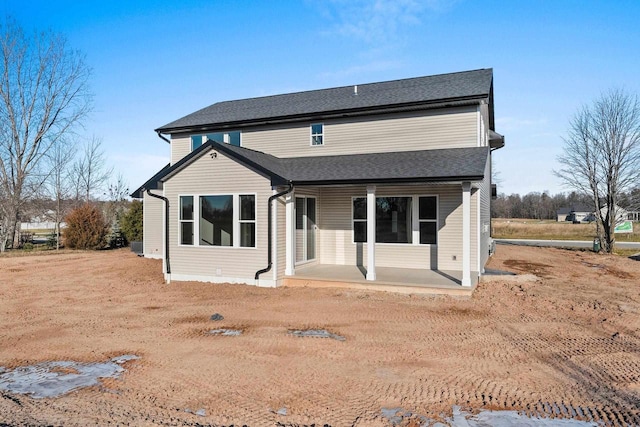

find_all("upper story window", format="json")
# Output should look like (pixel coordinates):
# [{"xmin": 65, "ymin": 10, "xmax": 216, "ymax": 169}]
[
  {"xmin": 310, "ymin": 124, "xmax": 323, "ymax": 146},
  {"xmin": 191, "ymin": 131, "xmax": 241, "ymax": 151}
]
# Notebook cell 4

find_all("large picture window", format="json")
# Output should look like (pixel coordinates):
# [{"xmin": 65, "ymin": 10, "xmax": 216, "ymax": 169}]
[
  {"xmin": 352, "ymin": 195, "xmax": 437, "ymax": 245},
  {"xmin": 200, "ymin": 195, "xmax": 233, "ymax": 246},
  {"xmin": 179, "ymin": 194, "xmax": 256, "ymax": 248}
]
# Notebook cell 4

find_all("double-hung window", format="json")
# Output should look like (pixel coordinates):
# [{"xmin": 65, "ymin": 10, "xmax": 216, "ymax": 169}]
[
  {"xmin": 180, "ymin": 196, "xmax": 194, "ymax": 245},
  {"xmin": 352, "ymin": 195, "xmax": 437, "ymax": 245},
  {"xmin": 418, "ymin": 196, "xmax": 437, "ymax": 244},
  {"xmin": 352, "ymin": 197, "xmax": 367, "ymax": 243},
  {"xmin": 239, "ymin": 195, "xmax": 256, "ymax": 248},
  {"xmin": 310, "ymin": 124, "xmax": 323, "ymax": 146}
]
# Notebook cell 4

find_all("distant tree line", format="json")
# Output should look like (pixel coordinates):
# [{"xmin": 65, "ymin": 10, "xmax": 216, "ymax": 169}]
[{"xmin": 491, "ymin": 188, "xmax": 640, "ymax": 220}]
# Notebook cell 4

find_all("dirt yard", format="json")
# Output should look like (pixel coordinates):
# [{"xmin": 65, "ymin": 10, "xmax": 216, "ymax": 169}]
[{"xmin": 0, "ymin": 246, "xmax": 639, "ymax": 426}]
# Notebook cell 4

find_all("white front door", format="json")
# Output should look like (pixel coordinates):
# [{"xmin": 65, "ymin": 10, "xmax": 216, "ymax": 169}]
[{"xmin": 295, "ymin": 196, "xmax": 316, "ymax": 263}]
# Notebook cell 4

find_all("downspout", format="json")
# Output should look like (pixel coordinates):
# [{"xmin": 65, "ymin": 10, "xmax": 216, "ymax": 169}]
[
  {"xmin": 146, "ymin": 188, "xmax": 171, "ymax": 275},
  {"xmin": 255, "ymin": 182, "xmax": 294, "ymax": 281},
  {"xmin": 156, "ymin": 131, "xmax": 171, "ymax": 144},
  {"xmin": 150, "ymin": 130, "xmax": 171, "ymax": 275}
]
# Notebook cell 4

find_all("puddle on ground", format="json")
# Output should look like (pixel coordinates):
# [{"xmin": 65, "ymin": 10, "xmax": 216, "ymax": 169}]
[
  {"xmin": 0, "ymin": 355, "xmax": 139, "ymax": 399},
  {"xmin": 209, "ymin": 329, "xmax": 242, "ymax": 336},
  {"xmin": 184, "ymin": 407, "xmax": 206, "ymax": 417},
  {"xmin": 288, "ymin": 329, "xmax": 345, "ymax": 341},
  {"xmin": 381, "ymin": 406, "xmax": 597, "ymax": 426}
]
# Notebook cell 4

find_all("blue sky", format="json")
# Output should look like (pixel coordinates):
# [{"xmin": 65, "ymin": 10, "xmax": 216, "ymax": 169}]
[{"xmin": 3, "ymin": 0, "xmax": 639, "ymax": 196}]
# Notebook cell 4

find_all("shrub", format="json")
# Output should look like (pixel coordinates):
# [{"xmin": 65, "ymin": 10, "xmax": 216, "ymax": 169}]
[
  {"xmin": 64, "ymin": 203, "xmax": 108, "ymax": 250},
  {"xmin": 107, "ymin": 220, "xmax": 126, "ymax": 248},
  {"xmin": 121, "ymin": 199, "xmax": 143, "ymax": 242}
]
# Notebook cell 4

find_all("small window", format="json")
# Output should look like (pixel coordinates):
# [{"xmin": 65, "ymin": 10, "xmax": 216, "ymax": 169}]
[
  {"xmin": 191, "ymin": 131, "xmax": 241, "ymax": 151},
  {"xmin": 190, "ymin": 135, "xmax": 204, "ymax": 151},
  {"xmin": 295, "ymin": 197, "xmax": 305, "ymax": 229},
  {"xmin": 239, "ymin": 195, "xmax": 256, "ymax": 248},
  {"xmin": 180, "ymin": 196, "xmax": 194, "ymax": 245},
  {"xmin": 419, "ymin": 196, "xmax": 437, "ymax": 244},
  {"xmin": 311, "ymin": 123, "xmax": 323, "ymax": 146},
  {"xmin": 352, "ymin": 197, "xmax": 367, "ymax": 242}
]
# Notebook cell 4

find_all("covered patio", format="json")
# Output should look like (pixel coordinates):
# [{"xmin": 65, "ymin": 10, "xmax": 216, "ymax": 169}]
[{"xmin": 284, "ymin": 263, "xmax": 478, "ymax": 296}]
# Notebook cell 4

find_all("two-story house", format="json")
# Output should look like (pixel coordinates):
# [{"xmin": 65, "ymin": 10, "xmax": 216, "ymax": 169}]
[{"xmin": 132, "ymin": 68, "xmax": 505, "ymax": 293}]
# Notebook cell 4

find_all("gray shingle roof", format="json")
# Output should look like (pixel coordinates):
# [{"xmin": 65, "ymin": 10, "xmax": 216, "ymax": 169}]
[
  {"xmin": 157, "ymin": 69, "xmax": 493, "ymax": 133},
  {"xmin": 130, "ymin": 163, "xmax": 170, "ymax": 198},
  {"xmin": 156, "ymin": 141, "xmax": 488, "ymax": 187}
]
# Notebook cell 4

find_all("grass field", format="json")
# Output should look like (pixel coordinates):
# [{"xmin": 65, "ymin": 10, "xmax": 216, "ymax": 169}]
[{"xmin": 492, "ymin": 218, "xmax": 640, "ymax": 242}]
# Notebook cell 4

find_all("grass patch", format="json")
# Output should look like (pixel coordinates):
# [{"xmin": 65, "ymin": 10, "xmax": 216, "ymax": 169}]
[
  {"xmin": 613, "ymin": 248, "xmax": 640, "ymax": 258},
  {"xmin": 0, "ymin": 247, "xmax": 80, "ymax": 258},
  {"xmin": 492, "ymin": 218, "xmax": 640, "ymax": 242}
]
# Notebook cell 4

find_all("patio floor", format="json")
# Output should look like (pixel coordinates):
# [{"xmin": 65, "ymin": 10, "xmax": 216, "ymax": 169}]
[{"xmin": 284, "ymin": 263, "xmax": 478, "ymax": 296}]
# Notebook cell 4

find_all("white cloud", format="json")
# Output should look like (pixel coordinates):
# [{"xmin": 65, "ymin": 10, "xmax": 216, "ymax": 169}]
[
  {"xmin": 319, "ymin": 0, "xmax": 456, "ymax": 44},
  {"xmin": 318, "ymin": 59, "xmax": 402, "ymax": 80}
]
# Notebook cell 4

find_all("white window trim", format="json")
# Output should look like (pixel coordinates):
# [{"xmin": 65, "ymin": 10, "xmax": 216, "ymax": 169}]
[
  {"xmin": 239, "ymin": 194, "xmax": 257, "ymax": 248},
  {"xmin": 295, "ymin": 195, "xmax": 317, "ymax": 264},
  {"xmin": 310, "ymin": 123, "xmax": 324, "ymax": 146},
  {"xmin": 178, "ymin": 192, "xmax": 257, "ymax": 249},
  {"xmin": 416, "ymin": 195, "xmax": 438, "ymax": 245},
  {"xmin": 179, "ymin": 194, "xmax": 194, "ymax": 246},
  {"xmin": 351, "ymin": 194, "xmax": 438, "ymax": 246}
]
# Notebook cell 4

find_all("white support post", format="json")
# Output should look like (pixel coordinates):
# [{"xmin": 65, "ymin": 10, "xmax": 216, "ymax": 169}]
[
  {"xmin": 285, "ymin": 190, "xmax": 295, "ymax": 276},
  {"xmin": 366, "ymin": 185, "xmax": 376, "ymax": 281},
  {"xmin": 462, "ymin": 182, "xmax": 471, "ymax": 287}
]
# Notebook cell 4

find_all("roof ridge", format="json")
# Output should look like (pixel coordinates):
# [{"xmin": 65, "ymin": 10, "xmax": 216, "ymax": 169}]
[
  {"xmin": 208, "ymin": 68, "xmax": 492, "ymax": 106},
  {"xmin": 156, "ymin": 68, "xmax": 494, "ymax": 132}
]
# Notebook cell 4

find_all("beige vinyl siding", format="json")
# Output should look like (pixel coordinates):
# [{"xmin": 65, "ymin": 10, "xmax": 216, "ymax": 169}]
[
  {"xmin": 479, "ymin": 155, "xmax": 492, "ymax": 271},
  {"xmin": 163, "ymin": 151, "xmax": 272, "ymax": 282},
  {"xmin": 317, "ymin": 184, "xmax": 478, "ymax": 272},
  {"xmin": 170, "ymin": 134, "xmax": 191, "ymax": 165},
  {"xmin": 143, "ymin": 191, "xmax": 164, "ymax": 258},
  {"xmin": 240, "ymin": 106, "xmax": 478, "ymax": 157},
  {"xmin": 167, "ymin": 107, "xmax": 478, "ymax": 165}
]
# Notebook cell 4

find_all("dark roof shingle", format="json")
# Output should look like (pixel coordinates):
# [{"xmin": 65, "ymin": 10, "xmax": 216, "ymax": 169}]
[
  {"xmin": 157, "ymin": 69, "xmax": 493, "ymax": 133},
  {"xmin": 152, "ymin": 141, "xmax": 488, "ymax": 188}
]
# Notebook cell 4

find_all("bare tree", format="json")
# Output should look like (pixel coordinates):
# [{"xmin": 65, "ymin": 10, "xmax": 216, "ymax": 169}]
[
  {"xmin": 71, "ymin": 136, "xmax": 113, "ymax": 202},
  {"xmin": 44, "ymin": 139, "xmax": 76, "ymax": 249},
  {"xmin": 104, "ymin": 171, "xmax": 129, "ymax": 229},
  {"xmin": 0, "ymin": 19, "xmax": 91, "ymax": 251},
  {"xmin": 555, "ymin": 89, "xmax": 640, "ymax": 252}
]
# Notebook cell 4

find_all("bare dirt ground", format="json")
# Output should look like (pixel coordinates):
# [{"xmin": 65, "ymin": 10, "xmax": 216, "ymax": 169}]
[{"xmin": 0, "ymin": 246, "xmax": 639, "ymax": 426}]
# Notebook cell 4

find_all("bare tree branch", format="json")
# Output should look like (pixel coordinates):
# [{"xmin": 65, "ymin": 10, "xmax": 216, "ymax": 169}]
[
  {"xmin": 0, "ymin": 19, "xmax": 92, "ymax": 251},
  {"xmin": 554, "ymin": 89, "xmax": 640, "ymax": 252}
]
